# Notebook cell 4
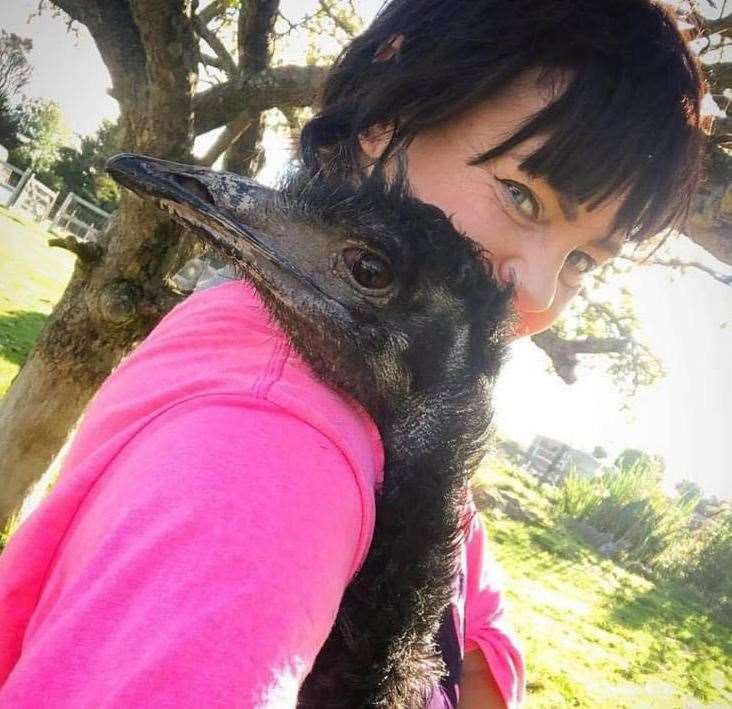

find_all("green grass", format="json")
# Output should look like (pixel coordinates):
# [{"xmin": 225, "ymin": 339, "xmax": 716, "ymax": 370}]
[
  {"xmin": 0, "ymin": 206, "xmax": 75, "ymax": 397},
  {"xmin": 2, "ymin": 211, "xmax": 731, "ymax": 707},
  {"xmin": 473, "ymin": 460, "xmax": 732, "ymax": 708}
]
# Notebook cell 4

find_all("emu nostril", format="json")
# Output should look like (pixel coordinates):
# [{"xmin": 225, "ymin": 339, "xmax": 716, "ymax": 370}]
[{"xmin": 173, "ymin": 175, "xmax": 216, "ymax": 206}]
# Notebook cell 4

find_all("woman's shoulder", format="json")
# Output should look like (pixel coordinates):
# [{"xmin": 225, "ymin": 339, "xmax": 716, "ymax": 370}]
[
  {"xmin": 160, "ymin": 280, "xmax": 383, "ymax": 477},
  {"xmin": 71, "ymin": 279, "xmax": 384, "ymax": 490}
]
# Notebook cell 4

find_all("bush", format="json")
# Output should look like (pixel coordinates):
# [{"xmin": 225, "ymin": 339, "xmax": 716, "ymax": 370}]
[
  {"xmin": 555, "ymin": 457, "xmax": 732, "ymax": 620},
  {"xmin": 558, "ymin": 460, "xmax": 701, "ymax": 567},
  {"xmin": 657, "ymin": 509, "xmax": 732, "ymax": 618},
  {"xmin": 557, "ymin": 469, "xmax": 605, "ymax": 519}
]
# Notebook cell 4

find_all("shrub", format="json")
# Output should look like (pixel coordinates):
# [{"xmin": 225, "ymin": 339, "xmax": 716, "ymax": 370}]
[
  {"xmin": 557, "ymin": 468, "xmax": 605, "ymax": 519},
  {"xmin": 658, "ymin": 509, "xmax": 732, "ymax": 618},
  {"xmin": 558, "ymin": 459, "xmax": 700, "ymax": 567}
]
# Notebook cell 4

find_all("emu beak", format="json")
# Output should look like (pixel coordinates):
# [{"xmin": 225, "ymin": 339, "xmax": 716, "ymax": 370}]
[
  {"xmin": 106, "ymin": 153, "xmax": 352, "ymax": 322},
  {"xmin": 105, "ymin": 153, "xmax": 278, "ymax": 263}
]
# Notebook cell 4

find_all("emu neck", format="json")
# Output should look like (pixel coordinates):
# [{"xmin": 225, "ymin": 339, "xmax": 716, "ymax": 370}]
[{"xmin": 298, "ymin": 375, "xmax": 490, "ymax": 708}]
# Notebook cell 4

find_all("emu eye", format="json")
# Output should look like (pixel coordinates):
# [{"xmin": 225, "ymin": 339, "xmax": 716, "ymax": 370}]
[{"xmin": 342, "ymin": 248, "xmax": 393, "ymax": 290}]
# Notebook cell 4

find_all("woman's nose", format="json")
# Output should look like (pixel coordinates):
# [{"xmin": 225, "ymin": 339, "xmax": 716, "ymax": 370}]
[{"xmin": 499, "ymin": 257, "xmax": 560, "ymax": 313}]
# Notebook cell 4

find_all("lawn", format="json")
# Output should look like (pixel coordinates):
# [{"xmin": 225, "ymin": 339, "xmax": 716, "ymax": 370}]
[
  {"xmin": 0, "ymin": 206, "xmax": 75, "ymax": 397},
  {"xmin": 1, "ymin": 210, "xmax": 730, "ymax": 707},
  {"xmin": 473, "ymin": 458, "xmax": 732, "ymax": 708}
]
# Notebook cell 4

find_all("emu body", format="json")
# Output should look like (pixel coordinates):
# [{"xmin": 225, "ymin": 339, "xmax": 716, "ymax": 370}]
[{"xmin": 107, "ymin": 154, "xmax": 511, "ymax": 708}]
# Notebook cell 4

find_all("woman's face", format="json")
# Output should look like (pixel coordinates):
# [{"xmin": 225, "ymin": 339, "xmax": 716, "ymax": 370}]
[{"xmin": 360, "ymin": 70, "xmax": 625, "ymax": 337}]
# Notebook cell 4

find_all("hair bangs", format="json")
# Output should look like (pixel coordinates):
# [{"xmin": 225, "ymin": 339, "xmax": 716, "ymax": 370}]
[{"xmin": 472, "ymin": 55, "xmax": 706, "ymax": 244}]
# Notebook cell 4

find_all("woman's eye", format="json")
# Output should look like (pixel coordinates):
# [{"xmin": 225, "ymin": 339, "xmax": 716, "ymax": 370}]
[
  {"xmin": 565, "ymin": 250, "xmax": 597, "ymax": 275},
  {"xmin": 499, "ymin": 179, "xmax": 540, "ymax": 220}
]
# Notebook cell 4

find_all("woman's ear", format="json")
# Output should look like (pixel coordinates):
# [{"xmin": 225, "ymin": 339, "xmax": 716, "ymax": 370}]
[
  {"xmin": 373, "ymin": 33, "xmax": 404, "ymax": 62},
  {"xmin": 359, "ymin": 35, "xmax": 403, "ymax": 162},
  {"xmin": 358, "ymin": 123, "xmax": 395, "ymax": 160}
]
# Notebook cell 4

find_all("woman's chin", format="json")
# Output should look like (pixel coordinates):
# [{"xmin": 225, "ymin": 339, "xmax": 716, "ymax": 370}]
[{"xmin": 513, "ymin": 311, "xmax": 555, "ymax": 340}]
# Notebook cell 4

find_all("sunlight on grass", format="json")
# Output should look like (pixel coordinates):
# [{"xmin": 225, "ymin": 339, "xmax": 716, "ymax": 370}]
[
  {"xmin": 473, "ymin": 459, "xmax": 732, "ymax": 708},
  {"xmin": 0, "ymin": 207, "xmax": 75, "ymax": 397}
]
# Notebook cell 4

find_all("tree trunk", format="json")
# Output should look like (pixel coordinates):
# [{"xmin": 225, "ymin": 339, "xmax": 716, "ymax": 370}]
[
  {"xmin": 222, "ymin": 0, "xmax": 280, "ymax": 176},
  {"xmin": 0, "ymin": 0, "xmax": 199, "ymax": 529},
  {"xmin": 685, "ymin": 143, "xmax": 732, "ymax": 267},
  {"xmin": 0, "ymin": 264, "xmax": 153, "ymax": 520},
  {"xmin": 223, "ymin": 112, "xmax": 267, "ymax": 175}
]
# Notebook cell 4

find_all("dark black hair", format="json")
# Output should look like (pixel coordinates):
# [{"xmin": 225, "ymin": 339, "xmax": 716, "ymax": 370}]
[{"xmin": 300, "ymin": 0, "xmax": 709, "ymax": 244}]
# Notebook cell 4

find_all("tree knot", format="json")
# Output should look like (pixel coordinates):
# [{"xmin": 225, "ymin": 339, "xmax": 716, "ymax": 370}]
[{"xmin": 96, "ymin": 280, "xmax": 142, "ymax": 326}]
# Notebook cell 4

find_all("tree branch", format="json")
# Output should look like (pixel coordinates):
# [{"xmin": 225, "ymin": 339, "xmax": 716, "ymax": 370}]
[
  {"xmin": 581, "ymin": 296, "xmax": 634, "ymax": 338},
  {"xmin": 200, "ymin": 51, "xmax": 226, "ymax": 71},
  {"xmin": 684, "ymin": 218, "xmax": 732, "ymax": 266},
  {"xmin": 238, "ymin": 0, "xmax": 279, "ymax": 71},
  {"xmin": 125, "ymin": 0, "xmax": 198, "ymax": 158},
  {"xmin": 710, "ymin": 113, "xmax": 731, "ymax": 138},
  {"xmin": 197, "ymin": 0, "xmax": 230, "ymax": 25},
  {"xmin": 193, "ymin": 64, "xmax": 328, "ymax": 134},
  {"xmin": 137, "ymin": 283, "xmax": 187, "ymax": 321},
  {"xmin": 530, "ymin": 330, "xmax": 629, "ymax": 384},
  {"xmin": 48, "ymin": 233, "xmax": 104, "ymax": 263},
  {"xmin": 317, "ymin": 0, "xmax": 360, "ymax": 36},
  {"xmin": 0, "ymin": 39, "xmax": 32, "ymax": 98},
  {"xmin": 619, "ymin": 254, "xmax": 732, "ymax": 286},
  {"xmin": 274, "ymin": 6, "xmax": 324, "ymax": 37},
  {"xmin": 222, "ymin": 1, "xmax": 281, "ymax": 175},
  {"xmin": 195, "ymin": 109, "xmax": 253, "ymax": 166},
  {"xmin": 531, "ymin": 283, "xmax": 666, "ymax": 394},
  {"xmin": 705, "ymin": 60, "xmax": 732, "ymax": 93},
  {"xmin": 683, "ymin": 136, "xmax": 732, "ymax": 267},
  {"xmin": 694, "ymin": 12, "xmax": 732, "ymax": 37},
  {"xmin": 687, "ymin": 177, "xmax": 732, "ymax": 267},
  {"xmin": 698, "ymin": 33, "xmax": 732, "ymax": 59},
  {"xmin": 193, "ymin": 12, "xmax": 238, "ymax": 77}
]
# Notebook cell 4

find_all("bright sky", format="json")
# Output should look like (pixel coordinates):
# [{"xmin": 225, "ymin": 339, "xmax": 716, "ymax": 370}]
[{"xmin": 2, "ymin": 0, "xmax": 731, "ymax": 498}]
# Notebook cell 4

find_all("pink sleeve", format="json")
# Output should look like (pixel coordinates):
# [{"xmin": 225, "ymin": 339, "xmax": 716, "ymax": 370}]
[
  {"xmin": 0, "ymin": 396, "xmax": 365, "ymax": 708},
  {"xmin": 463, "ymin": 509, "xmax": 526, "ymax": 708}
]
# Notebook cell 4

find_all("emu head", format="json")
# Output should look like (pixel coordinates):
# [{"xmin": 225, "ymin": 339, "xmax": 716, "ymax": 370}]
[{"xmin": 107, "ymin": 154, "xmax": 512, "ymax": 423}]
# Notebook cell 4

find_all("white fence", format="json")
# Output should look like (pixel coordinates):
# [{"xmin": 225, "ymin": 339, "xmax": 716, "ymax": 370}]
[
  {"xmin": 51, "ymin": 192, "xmax": 111, "ymax": 240},
  {"xmin": 0, "ymin": 157, "xmax": 111, "ymax": 236},
  {"xmin": 0, "ymin": 160, "xmax": 27, "ymax": 207},
  {"xmin": 0, "ymin": 158, "xmax": 58, "ymax": 223},
  {"xmin": 12, "ymin": 174, "xmax": 58, "ymax": 222},
  {"xmin": 526, "ymin": 435, "xmax": 601, "ymax": 483}
]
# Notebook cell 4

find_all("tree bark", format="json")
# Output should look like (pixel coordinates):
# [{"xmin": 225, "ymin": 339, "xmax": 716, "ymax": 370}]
[
  {"xmin": 0, "ymin": 0, "xmax": 199, "ymax": 529},
  {"xmin": 223, "ymin": 112, "xmax": 268, "ymax": 175},
  {"xmin": 238, "ymin": 0, "xmax": 279, "ymax": 71},
  {"xmin": 222, "ymin": 0, "xmax": 280, "ymax": 175},
  {"xmin": 685, "ymin": 142, "xmax": 732, "ymax": 267},
  {"xmin": 193, "ymin": 64, "xmax": 328, "ymax": 134},
  {"xmin": 686, "ymin": 12, "xmax": 732, "ymax": 268}
]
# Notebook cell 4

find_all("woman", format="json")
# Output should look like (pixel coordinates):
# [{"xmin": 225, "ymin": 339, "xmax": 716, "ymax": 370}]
[{"xmin": 0, "ymin": 1, "xmax": 707, "ymax": 708}]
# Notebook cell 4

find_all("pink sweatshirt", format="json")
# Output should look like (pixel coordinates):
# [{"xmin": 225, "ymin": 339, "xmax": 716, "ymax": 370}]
[{"xmin": 0, "ymin": 280, "xmax": 524, "ymax": 708}]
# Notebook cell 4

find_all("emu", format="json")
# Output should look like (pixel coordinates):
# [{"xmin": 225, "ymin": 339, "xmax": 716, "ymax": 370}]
[{"xmin": 107, "ymin": 154, "xmax": 511, "ymax": 709}]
